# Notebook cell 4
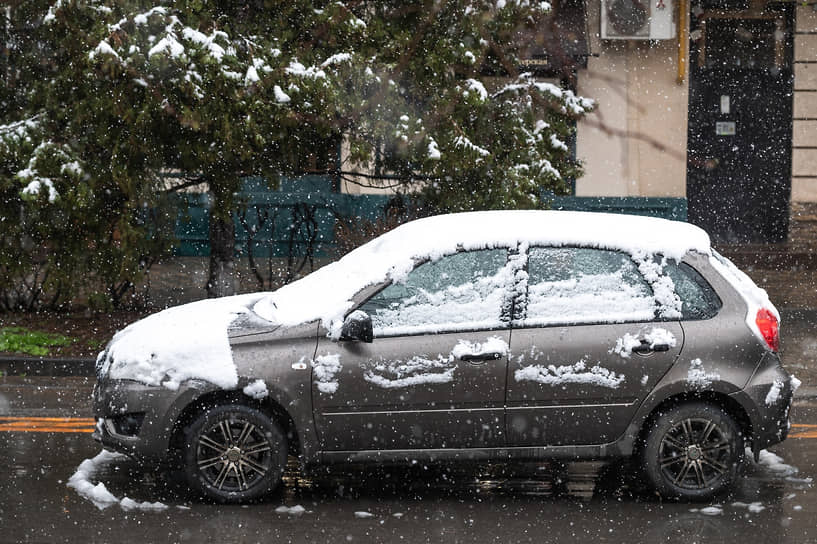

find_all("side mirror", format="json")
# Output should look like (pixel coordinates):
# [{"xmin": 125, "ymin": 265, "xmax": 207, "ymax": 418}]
[{"xmin": 339, "ymin": 310, "xmax": 373, "ymax": 343}]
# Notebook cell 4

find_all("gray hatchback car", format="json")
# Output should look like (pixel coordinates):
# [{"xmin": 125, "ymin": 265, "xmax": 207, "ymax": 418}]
[{"xmin": 93, "ymin": 211, "xmax": 796, "ymax": 502}]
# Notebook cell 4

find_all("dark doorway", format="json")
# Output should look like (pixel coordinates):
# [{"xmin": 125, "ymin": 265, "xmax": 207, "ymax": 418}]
[{"xmin": 687, "ymin": 5, "xmax": 793, "ymax": 243}]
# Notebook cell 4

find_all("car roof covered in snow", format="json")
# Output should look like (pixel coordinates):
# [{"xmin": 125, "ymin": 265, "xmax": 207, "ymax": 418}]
[{"xmin": 253, "ymin": 210, "xmax": 711, "ymax": 328}]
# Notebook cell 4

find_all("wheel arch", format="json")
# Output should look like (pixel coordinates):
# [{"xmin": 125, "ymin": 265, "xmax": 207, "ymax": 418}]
[
  {"xmin": 632, "ymin": 391, "xmax": 753, "ymax": 456},
  {"xmin": 169, "ymin": 389, "xmax": 302, "ymax": 459}
]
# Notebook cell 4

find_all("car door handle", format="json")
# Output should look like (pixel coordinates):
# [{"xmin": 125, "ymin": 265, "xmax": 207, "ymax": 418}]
[
  {"xmin": 459, "ymin": 352, "xmax": 504, "ymax": 363},
  {"xmin": 632, "ymin": 341, "xmax": 671, "ymax": 354}
]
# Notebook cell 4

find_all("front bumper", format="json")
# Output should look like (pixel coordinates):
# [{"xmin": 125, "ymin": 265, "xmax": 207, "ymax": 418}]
[
  {"xmin": 731, "ymin": 352, "xmax": 795, "ymax": 456},
  {"xmin": 92, "ymin": 378, "xmax": 212, "ymax": 462}
]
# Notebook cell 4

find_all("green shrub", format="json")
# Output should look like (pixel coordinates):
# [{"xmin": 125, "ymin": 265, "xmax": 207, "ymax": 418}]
[{"xmin": 0, "ymin": 327, "xmax": 74, "ymax": 357}]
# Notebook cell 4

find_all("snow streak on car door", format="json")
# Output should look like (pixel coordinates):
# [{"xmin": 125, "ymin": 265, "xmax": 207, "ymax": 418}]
[
  {"xmin": 312, "ymin": 249, "xmax": 514, "ymax": 452},
  {"xmin": 505, "ymin": 247, "xmax": 684, "ymax": 447}
]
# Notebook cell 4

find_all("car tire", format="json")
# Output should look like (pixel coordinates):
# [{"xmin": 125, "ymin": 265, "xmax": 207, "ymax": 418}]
[
  {"xmin": 183, "ymin": 404, "xmax": 287, "ymax": 503},
  {"xmin": 641, "ymin": 402, "xmax": 743, "ymax": 501}
]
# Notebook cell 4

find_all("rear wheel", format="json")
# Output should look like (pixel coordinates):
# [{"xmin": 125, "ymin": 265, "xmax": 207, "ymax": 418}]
[
  {"xmin": 642, "ymin": 402, "xmax": 743, "ymax": 500},
  {"xmin": 183, "ymin": 404, "xmax": 287, "ymax": 503}
]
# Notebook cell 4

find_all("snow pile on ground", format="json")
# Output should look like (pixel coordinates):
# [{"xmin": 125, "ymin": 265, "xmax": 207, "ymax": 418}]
[
  {"xmin": 731, "ymin": 501, "xmax": 766, "ymax": 513},
  {"xmin": 68, "ymin": 450, "xmax": 168, "ymax": 512},
  {"xmin": 252, "ymin": 211, "xmax": 710, "ymax": 333},
  {"xmin": 689, "ymin": 505, "xmax": 723, "ymax": 516},
  {"xmin": 97, "ymin": 293, "xmax": 265, "ymax": 390},
  {"xmin": 243, "ymin": 379, "xmax": 269, "ymax": 400},
  {"xmin": 313, "ymin": 353, "xmax": 342, "ymax": 394},
  {"xmin": 514, "ymin": 359, "xmax": 625, "ymax": 388},
  {"xmin": 754, "ymin": 449, "xmax": 800, "ymax": 477},
  {"xmin": 275, "ymin": 505, "xmax": 306, "ymax": 515}
]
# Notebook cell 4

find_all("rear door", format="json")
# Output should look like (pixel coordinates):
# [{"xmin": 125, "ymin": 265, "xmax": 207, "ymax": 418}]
[
  {"xmin": 312, "ymin": 248, "xmax": 515, "ymax": 452},
  {"xmin": 506, "ymin": 247, "xmax": 684, "ymax": 446}
]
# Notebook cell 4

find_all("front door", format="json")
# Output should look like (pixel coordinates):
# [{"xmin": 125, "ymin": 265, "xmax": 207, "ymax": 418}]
[
  {"xmin": 687, "ymin": 7, "xmax": 793, "ymax": 243},
  {"xmin": 311, "ymin": 248, "xmax": 514, "ymax": 452}
]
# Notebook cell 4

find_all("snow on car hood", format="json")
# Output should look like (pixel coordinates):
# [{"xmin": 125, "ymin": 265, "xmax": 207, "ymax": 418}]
[
  {"xmin": 253, "ymin": 210, "xmax": 711, "ymax": 331},
  {"xmin": 97, "ymin": 293, "xmax": 267, "ymax": 390}
]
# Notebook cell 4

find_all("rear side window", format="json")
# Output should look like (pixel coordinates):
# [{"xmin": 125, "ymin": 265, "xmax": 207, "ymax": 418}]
[
  {"xmin": 523, "ymin": 247, "xmax": 656, "ymax": 326},
  {"xmin": 662, "ymin": 261, "xmax": 722, "ymax": 320}
]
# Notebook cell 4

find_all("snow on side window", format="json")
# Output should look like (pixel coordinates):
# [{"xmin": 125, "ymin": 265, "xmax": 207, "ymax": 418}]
[
  {"xmin": 359, "ymin": 249, "xmax": 512, "ymax": 336},
  {"xmin": 523, "ymin": 247, "xmax": 656, "ymax": 326}
]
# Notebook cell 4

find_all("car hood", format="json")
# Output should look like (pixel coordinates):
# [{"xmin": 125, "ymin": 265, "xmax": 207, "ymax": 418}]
[{"xmin": 97, "ymin": 293, "xmax": 276, "ymax": 390}]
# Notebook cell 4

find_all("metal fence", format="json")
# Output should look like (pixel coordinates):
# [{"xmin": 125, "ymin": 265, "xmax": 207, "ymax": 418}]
[{"xmin": 172, "ymin": 175, "xmax": 688, "ymax": 257}]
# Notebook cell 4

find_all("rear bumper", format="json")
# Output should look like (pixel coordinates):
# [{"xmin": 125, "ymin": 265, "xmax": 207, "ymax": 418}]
[{"xmin": 731, "ymin": 352, "xmax": 794, "ymax": 455}]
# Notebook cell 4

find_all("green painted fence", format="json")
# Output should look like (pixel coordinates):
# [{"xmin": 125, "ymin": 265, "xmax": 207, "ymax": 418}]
[{"xmin": 173, "ymin": 175, "xmax": 688, "ymax": 257}]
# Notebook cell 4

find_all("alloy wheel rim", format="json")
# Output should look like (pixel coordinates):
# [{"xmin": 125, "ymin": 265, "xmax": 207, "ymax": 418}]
[
  {"xmin": 658, "ymin": 417, "xmax": 733, "ymax": 490},
  {"xmin": 196, "ymin": 418, "xmax": 273, "ymax": 492}
]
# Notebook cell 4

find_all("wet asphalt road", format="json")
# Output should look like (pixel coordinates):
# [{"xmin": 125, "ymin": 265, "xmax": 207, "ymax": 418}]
[{"xmin": 1, "ymin": 376, "xmax": 816, "ymax": 544}]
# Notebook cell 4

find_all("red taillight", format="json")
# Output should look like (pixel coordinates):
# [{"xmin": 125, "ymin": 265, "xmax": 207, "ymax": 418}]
[{"xmin": 756, "ymin": 309, "xmax": 780, "ymax": 352}]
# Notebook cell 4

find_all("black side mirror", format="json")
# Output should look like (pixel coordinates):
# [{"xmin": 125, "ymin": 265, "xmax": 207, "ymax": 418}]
[{"xmin": 339, "ymin": 310, "xmax": 373, "ymax": 343}]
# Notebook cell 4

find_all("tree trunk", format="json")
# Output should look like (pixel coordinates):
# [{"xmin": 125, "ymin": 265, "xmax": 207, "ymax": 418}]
[{"xmin": 206, "ymin": 184, "xmax": 237, "ymax": 298}]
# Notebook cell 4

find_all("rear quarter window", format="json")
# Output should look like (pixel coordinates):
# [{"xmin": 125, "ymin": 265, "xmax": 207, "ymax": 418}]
[{"xmin": 663, "ymin": 261, "xmax": 722, "ymax": 320}]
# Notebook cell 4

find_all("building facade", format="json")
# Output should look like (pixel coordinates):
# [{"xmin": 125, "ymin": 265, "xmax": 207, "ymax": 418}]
[{"xmin": 576, "ymin": 0, "xmax": 813, "ymax": 244}]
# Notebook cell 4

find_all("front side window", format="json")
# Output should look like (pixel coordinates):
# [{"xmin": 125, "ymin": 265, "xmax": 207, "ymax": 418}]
[
  {"xmin": 522, "ymin": 247, "xmax": 656, "ymax": 326},
  {"xmin": 359, "ymin": 249, "xmax": 511, "ymax": 336}
]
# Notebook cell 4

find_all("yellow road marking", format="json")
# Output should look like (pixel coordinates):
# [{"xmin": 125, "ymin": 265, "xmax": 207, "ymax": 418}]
[
  {"xmin": 0, "ymin": 416, "xmax": 95, "ymax": 433},
  {"xmin": 788, "ymin": 424, "xmax": 817, "ymax": 439},
  {"xmin": 791, "ymin": 432, "xmax": 817, "ymax": 439}
]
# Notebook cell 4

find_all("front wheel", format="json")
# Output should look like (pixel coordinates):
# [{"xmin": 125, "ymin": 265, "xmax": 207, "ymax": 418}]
[
  {"xmin": 641, "ymin": 402, "xmax": 744, "ymax": 501},
  {"xmin": 183, "ymin": 404, "xmax": 288, "ymax": 503}
]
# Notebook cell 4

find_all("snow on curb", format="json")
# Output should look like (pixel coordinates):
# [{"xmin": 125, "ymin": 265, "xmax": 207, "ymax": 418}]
[{"xmin": 67, "ymin": 450, "xmax": 168, "ymax": 512}]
